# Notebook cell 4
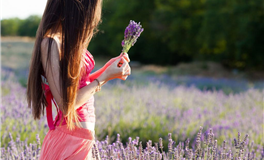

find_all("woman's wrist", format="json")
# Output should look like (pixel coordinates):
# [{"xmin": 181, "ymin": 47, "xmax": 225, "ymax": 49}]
[
  {"xmin": 97, "ymin": 72, "xmax": 107, "ymax": 84},
  {"xmin": 93, "ymin": 79, "xmax": 101, "ymax": 92}
]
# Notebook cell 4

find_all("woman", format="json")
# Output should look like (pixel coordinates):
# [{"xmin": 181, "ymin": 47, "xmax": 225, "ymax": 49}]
[{"xmin": 26, "ymin": 0, "xmax": 131, "ymax": 159}]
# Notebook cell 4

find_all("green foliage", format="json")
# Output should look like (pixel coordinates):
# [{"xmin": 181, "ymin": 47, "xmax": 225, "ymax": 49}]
[
  {"xmin": 18, "ymin": 15, "xmax": 41, "ymax": 37},
  {"xmin": 89, "ymin": 0, "xmax": 264, "ymax": 70},
  {"xmin": 2, "ymin": 0, "xmax": 264, "ymax": 69},
  {"xmin": 1, "ymin": 18, "xmax": 21, "ymax": 36},
  {"xmin": 195, "ymin": 0, "xmax": 264, "ymax": 70},
  {"xmin": 1, "ymin": 15, "xmax": 41, "ymax": 37}
]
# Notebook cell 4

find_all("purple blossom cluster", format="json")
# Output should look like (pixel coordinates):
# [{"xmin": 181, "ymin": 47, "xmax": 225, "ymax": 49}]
[
  {"xmin": 95, "ymin": 81, "xmax": 263, "ymax": 146},
  {"xmin": 121, "ymin": 20, "xmax": 144, "ymax": 53},
  {"xmin": 1, "ymin": 134, "xmax": 41, "ymax": 159},
  {"xmin": 1, "ymin": 69, "xmax": 48, "ymax": 149},
  {"xmin": 1, "ymin": 68, "xmax": 263, "ymax": 159},
  {"xmin": 92, "ymin": 127, "xmax": 263, "ymax": 159},
  {"xmin": 1, "ymin": 127, "xmax": 264, "ymax": 159}
]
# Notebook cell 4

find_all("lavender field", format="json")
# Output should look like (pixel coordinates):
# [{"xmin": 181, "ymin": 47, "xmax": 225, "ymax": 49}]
[
  {"xmin": 1, "ymin": 67, "xmax": 264, "ymax": 159},
  {"xmin": 1, "ymin": 41, "xmax": 264, "ymax": 159}
]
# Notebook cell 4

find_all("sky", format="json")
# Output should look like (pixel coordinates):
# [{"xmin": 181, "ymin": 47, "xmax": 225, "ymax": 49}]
[{"xmin": 1, "ymin": 0, "xmax": 47, "ymax": 19}]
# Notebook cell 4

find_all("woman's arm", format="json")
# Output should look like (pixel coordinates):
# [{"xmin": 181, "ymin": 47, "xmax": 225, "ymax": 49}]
[
  {"xmin": 41, "ymin": 38, "xmax": 105, "ymax": 110},
  {"xmin": 75, "ymin": 73, "xmax": 106, "ymax": 109},
  {"xmin": 89, "ymin": 53, "xmax": 130, "ymax": 82},
  {"xmin": 41, "ymin": 38, "xmax": 129, "ymax": 110},
  {"xmin": 89, "ymin": 67, "xmax": 107, "ymax": 86}
]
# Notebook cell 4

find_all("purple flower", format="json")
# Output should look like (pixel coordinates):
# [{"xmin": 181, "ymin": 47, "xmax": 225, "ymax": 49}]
[
  {"xmin": 121, "ymin": 20, "xmax": 144, "ymax": 53},
  {"xmin": 36, "ymin": 134, "xmax": 40, "ymax": 146}
]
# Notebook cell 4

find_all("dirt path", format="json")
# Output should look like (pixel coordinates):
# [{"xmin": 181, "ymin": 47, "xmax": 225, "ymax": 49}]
[{"xmin": 1, "ymin": 36, "xmax": 35, "ymax": 42}]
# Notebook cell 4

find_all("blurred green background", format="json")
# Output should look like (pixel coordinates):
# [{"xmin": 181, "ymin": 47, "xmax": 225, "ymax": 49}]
[{"xmin": 2, "ymin": 0, "xmax": 264, "ymax": 71}]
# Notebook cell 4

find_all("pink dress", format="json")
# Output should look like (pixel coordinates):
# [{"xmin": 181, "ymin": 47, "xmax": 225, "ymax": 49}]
[{"xmin": 39, "ymin": 49, "xmax": 96, "ymax": 160}]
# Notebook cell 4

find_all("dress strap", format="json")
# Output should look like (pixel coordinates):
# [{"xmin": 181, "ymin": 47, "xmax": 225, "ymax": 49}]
[{"xmin": 41, "ymin": 75, "xmax": 59, "ymax": 130}]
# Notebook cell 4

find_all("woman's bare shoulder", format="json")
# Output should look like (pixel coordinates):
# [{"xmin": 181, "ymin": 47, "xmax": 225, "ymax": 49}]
[{"xmin": 40, "ymin": 36, "xmax": 61, "ymax": 59}]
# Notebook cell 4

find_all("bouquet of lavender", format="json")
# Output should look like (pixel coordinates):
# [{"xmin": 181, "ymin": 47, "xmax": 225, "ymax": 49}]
[{"xmin": 121, "ymin": 20, "xmax": 144, "ymax": 53}]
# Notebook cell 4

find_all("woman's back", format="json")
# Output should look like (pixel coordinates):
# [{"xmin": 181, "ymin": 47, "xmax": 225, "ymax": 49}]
[{"xmin": 41, "ymin": 35, "xmax": 96, "ymax": 130}]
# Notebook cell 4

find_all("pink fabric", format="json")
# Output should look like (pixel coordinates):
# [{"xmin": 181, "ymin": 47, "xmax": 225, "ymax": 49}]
[
  {"xmin": 40, "ymin": 50, "xmax": 96, "ymax": 159},
  {"xmin": 42, "ymin": 49, "xmax": 96, "ymax": 130},
  {"xmin": 40, "ymin": 50, "xmax": 129, "ymax": 159},
  {"xmin": 39, "ymin": 125, "xmax": 95, "ymax": 160},
  {"xmin": 55, "ymin": 49, "xmax": 96, "ymax": 126}
]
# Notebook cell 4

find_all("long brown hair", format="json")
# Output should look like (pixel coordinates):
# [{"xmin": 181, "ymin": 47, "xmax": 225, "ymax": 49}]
[{"xmin": 27, "ymin": 0, "xmax": 102, "ymax": 130}]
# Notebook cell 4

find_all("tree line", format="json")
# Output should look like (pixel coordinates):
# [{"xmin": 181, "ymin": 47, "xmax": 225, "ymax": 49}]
[
  {"xmin": 1, "ymin": 0, "xmax": 264, "ymax": 70},
  {"xmin": 1, "ymin": 15, "xmax": 40, "ymax": 37}
]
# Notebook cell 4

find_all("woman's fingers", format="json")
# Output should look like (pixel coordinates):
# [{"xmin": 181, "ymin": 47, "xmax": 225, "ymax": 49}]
[
  {"xmin": 122, "ymin": 61, "xmax": 130, "ymax": 74},
  {"xmin": 126, "ymin": 66, "xmax": 131, "ymax": 75},
  {"xmin": 123, "ymin": 67, "xmax": 131, "ymax": 76},
  {"xmin": 109, "ymin": 53, "xmax": 129, "ymax": 68},
  {"xmin": 107, "ymin": 56, "xmax": 131, "ymax": 79},
  {"xmin": 118, "ymin": 56, "xmax": 128, "ymax": 67},
  {"xmin": 122, "ymin": 52, "xmax": 130, "ymax": 62},
  {"xmin": 120, "ymin": 57, "xmax": 129, "ymax": 70},
  {"xmin": 122, "ymin": 63, "xmax": 130, "ymax": 76},
  {"xmin": 114, "ymin": 56, "xmax": 123, "ymax": 66}
]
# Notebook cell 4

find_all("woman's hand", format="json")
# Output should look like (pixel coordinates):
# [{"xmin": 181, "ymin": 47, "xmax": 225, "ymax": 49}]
[
  {"xmin": 104, "ymin": 52, "xmax": 130, "ymax": 68},
  {"xmin": 98, "ymin": 57, "xmax": 131, "ymax": 82},
  {"xmin": 88, "ymin": 52, "xmax": 130, "ymax": 82},
  {"xmin": 101, "ymin": 52, "xmax": 130, "ymax": 80}
]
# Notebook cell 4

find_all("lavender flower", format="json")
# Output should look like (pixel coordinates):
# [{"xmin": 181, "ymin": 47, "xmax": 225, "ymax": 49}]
[
  {"xmin": 159, "ymin": 138, "xmax": 163, "ymax": 152},
  {"xmin": 121, "ymin": 20, "xmax": 144, "ymax": 53},
  {"xmin": 1, "ymin": 67, "xmax": 264, "ymax": 159},
  {"xmin": 1, "ymin": 127, "xmax": 263, "ymax": 159}
]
